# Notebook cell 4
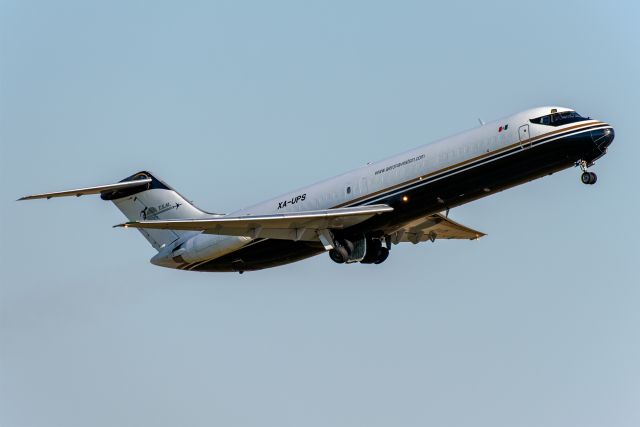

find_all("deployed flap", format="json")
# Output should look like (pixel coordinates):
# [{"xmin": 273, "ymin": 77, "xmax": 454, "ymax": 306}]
[
  {"xmin": 391, "ymin": 212, "xmax": 485, "ymax": 244},
  {"xmin": 116, "ymin": 204, "xmax": 393, "ymax": 241},
  {"xmin": 18, "ymin": 178, "xmax": 152, "ymax": 200}
]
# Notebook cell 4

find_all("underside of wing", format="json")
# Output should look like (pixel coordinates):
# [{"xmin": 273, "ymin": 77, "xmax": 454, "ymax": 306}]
[
  {"xmin": 116, "ymin": 204, "xmax": 394, "ymax": 241},
  {"xmin": 390, "ymin": 212, "xmax": 485, "ymax": 244}
]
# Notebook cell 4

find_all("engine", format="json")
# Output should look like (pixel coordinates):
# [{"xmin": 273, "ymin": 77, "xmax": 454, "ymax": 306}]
[
  {"xmin": 150, "ymin": 234, "xmax": 251, "ymax": 268},
  {"xmin": 329, "ymin": 235, "xmax": 390, "ymax": 265}
]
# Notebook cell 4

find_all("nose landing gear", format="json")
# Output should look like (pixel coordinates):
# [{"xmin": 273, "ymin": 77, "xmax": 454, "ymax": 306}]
[{"xmin": 578, "ymin": 160, "xmax": 597, "ymax": 185}]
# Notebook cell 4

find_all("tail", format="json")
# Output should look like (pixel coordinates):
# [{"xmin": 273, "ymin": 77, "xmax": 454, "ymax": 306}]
[
  {"xmin": 19, "ymin": 170, "xmax": 217, "ymax": 251},
  {"xmin": 102, "ymin": 171, "xmax": 217, "ymax": 250}
]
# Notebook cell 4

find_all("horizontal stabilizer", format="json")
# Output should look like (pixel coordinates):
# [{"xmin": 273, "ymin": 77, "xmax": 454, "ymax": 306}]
[
  {"xmin": 18, "ymin": 178, "xmax": 152, "ymax": 201},
  {"xmin": 116, "ymin": 204, "xmax": 393, "ymax": 241}
]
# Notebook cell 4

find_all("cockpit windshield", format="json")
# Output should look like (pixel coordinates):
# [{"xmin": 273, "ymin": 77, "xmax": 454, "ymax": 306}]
[{"xmin": 529, "ymin": 111, "xmax": 588, "ymax": 126}]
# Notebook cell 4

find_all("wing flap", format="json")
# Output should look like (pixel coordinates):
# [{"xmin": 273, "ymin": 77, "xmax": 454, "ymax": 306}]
[
  {"xmin": 116, "ymin": 204, "xmax": 393, "ymax": 241},
  {"xmin": 392, "ymin": 212, "xmax": 485, "ymax": 244},
  {"xmin": 18, "ymin": 178, "xmax": 152, "ymax": 200}
]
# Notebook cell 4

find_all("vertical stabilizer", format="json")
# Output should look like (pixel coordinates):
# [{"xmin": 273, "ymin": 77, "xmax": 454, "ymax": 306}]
[{"xmin": 101, "ymin": 171, "xmax": 216, "ymax": 250}]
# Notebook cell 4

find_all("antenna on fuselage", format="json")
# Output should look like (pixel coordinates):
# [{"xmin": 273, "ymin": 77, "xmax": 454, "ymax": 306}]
[{"xmin": 478, "ymin": 118, "xmax": 485, "ymax": 126}]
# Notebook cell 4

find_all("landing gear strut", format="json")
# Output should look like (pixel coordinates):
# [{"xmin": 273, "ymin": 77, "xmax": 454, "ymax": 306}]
[{"xmin": 578, "ymin": 160, "xmax": 597, "ymax": 185}]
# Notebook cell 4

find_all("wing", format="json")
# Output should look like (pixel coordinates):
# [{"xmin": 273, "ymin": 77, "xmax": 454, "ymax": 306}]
[
  {"xmin": 116, "ymin": 204, "xmax": 394, "ymax": 241},
  {"xmin": 390, "ymin": 212, "xmax": 485, "ymax": 244}
]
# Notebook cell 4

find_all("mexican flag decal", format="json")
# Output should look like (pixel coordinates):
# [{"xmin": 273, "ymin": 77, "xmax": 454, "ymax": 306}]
[{"xmin": 498, "ymin": 124, "xmax": 509, "ymax": 132}]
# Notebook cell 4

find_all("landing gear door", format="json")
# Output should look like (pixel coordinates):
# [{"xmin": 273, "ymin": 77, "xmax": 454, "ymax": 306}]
[{"xmin": 518, "ymin": 124, "xmax": 531, "ymax": 149}]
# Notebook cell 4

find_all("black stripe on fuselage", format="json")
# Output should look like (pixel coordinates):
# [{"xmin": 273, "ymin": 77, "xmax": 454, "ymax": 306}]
[{"xmin": 190, "ymin": 123, "xmax": 609, "ymax": 272}]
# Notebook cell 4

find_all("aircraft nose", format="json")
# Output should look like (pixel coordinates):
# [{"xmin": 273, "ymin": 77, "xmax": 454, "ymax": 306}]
[{"xmin": 591, "ymin": 127, "xmax": 615, "ymax": 150}]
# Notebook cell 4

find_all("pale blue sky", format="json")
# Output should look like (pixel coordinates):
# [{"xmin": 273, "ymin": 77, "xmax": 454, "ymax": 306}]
[{"xmin": 1, "ymin": 1, "xmax": 639, "ymax": 426}]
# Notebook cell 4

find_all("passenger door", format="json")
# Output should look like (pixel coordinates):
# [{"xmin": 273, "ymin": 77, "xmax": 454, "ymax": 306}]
[
  {"xmin": 518, "ymin": 124, "xmax": 531, "ymax": 149},
  {"xmin": 359, "ymin": 176, "xmax": 369, "ymax": 196}
]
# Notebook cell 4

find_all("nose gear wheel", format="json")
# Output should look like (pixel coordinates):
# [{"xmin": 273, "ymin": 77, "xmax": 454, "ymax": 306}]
[
  {"xmin": 581, "ymin": 171, "xmax": 597, "ymax": 185},
  {"xmin": 578, "ymin": 160, "xmax": 598, "ymax": 185}
]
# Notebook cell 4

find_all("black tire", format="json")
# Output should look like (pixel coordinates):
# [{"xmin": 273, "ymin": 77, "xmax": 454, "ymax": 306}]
[
  {"xmin": 374, "ymin": 247, "xmax": 390, "ymax": 264},
  {"xmin": 341, "ymin": 239, "xmax": 355, "ymax": 255},
  {"xmin": 581, "ymin": 172, "xmax": 592, "ymax": 184},
  {"xmin": 329, "ymin": 247, "xmax": 348, "ymax": 264},
  {"xmin": 589, "ymin": 172, "xmax": 598, "ymax": 185}
]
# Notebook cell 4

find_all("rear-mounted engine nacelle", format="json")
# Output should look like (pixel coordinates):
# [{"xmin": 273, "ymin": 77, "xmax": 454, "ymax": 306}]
[{"xmin": 151, "ymin": 234, "xmax": 251, "ymax": 268}]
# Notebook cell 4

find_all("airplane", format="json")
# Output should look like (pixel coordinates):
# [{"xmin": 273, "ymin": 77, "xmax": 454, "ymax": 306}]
[{"xmin": 19, "ymin": 106, "xmax": 614, "ymax": 273}]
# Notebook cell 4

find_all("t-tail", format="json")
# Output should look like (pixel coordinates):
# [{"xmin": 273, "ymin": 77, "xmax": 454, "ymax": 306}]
[{"xmin": 18, "ymin": 171, "xmax": 216, "ymax": 251}]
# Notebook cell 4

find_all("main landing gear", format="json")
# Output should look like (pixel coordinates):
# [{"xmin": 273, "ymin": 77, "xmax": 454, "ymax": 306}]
[
  {"xmin": 578, "ymin": 160, "xmax": 597, "ymax": 185},
  {"xmin": 328, "ymin": 235, "xmax": 390, "ymax": 265}
]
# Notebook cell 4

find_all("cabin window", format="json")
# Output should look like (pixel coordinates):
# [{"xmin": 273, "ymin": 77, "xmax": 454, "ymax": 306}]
[
  {"xmin": 530, "ymin": 111, "xmax": 588, "ymax": 127},
  {"xmin": 346, "ymin": 186, "xmax": 351, "ymax": 195}
]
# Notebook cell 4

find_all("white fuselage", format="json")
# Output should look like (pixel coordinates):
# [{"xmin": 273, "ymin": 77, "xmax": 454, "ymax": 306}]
[{"xmin": 151, "ymin": 105, "xmax": 613, "ymax": 270}]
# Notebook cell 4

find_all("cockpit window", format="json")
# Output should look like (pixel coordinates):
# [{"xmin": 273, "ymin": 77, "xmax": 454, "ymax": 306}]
[{"xmin": 530, "ymin": 111, "xmax": 588, "ymax": 126}]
